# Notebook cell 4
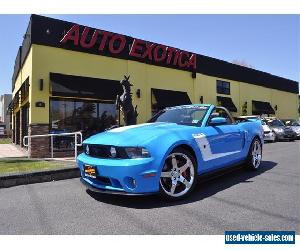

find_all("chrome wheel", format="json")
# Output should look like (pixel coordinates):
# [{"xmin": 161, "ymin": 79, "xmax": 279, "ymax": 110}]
[
  {"xmin": 160, "ymin": 152, "xmax": 195, "ymax": 198},
  {"xmin": 251, "ymin": 140, "xmax": 262, "ymax": 168}
]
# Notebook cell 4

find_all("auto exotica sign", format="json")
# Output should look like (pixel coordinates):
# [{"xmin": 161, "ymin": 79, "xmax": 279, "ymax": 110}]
[{"xmin": 60, "ymin": 25, "xmax": 196, "ymax": 70}]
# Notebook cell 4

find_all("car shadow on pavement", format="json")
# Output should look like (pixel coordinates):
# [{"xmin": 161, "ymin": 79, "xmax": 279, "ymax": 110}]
[{"xmin": 86, "ymin": 160, "xmax": 277, "ymax": 209}]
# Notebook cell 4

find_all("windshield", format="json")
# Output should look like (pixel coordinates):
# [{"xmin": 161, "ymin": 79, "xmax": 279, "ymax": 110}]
[
  {"xmin": 267, "ymin": 119, "xmax": 285, "ymax": 127},
  {"xmin": 292, "ymin": 121, "xmax": 300, "ymax": 126},
  {"xmin": 148, "ymin": 106, "xmax": 209, "ymax": 126},
  {"xmin": 283, "ymin": 120, "xmax": 294, "ymax": 126}
]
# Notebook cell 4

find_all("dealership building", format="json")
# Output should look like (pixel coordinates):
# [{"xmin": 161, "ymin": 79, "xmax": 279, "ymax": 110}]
[{"xmin": 10, "ymin": 15, "xmax": 299, "ymax": 157}]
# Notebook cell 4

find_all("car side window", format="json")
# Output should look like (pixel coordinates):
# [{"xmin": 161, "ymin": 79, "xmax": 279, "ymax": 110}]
[
  {"xmin": 190, "ymin": 110, "xmax": 206, "ymax": 124},
  {"xmin": 208, "ymin": 107, "xmax": 233, "ymax": 125}
]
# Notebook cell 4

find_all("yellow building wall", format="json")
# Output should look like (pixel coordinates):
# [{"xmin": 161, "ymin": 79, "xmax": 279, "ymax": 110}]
[
  {"xmin": 12, "ymin": 48, "xmax": 32, "ymax": 129},
  {"xmin": 271, "ymin": 89, "xmax": 298, "ymax": 119},
  {"xmin": 31, "ymin": 44, "xmax": 196, "ymax": 124},
  {"xmin": 239, "ymin": 81, "xmax": 272, "ymax": 116},
  {"xmin": 31, "ymin": 44, "xmax": 128, "ymax": 124},
  {"xmin": 28, "ymin": 44, "xmax": 299, "ymax": 125},
  {"xmin": 194, "ymin": 74, "xmax": 241, "ymax": 117},
  {"xmin": 145, "ymin": 65, "xmax": 194, "ymax": 120},
  {"xmin": 194, "ymin": 74, "xmax": 217, "ymax": 105},
  {"xmin": 12, "ymin": 49, "xmax": 32, "ymax": 97},
  {"xmin": 127, "ymin": 60, "xmax": 147, "ymax": 123},
  {"xmin": 238, "ymin": 81, "xmax": 299, "ymax": 119}
]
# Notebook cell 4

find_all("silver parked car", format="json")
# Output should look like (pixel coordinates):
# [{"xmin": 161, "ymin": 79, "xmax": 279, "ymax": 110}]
[
  {"xmin": 264, "ymin": 118, "xmax": 297, "ymax": 141},
  {"xmin": 282, "ymin": 120, "xmax": 300, "ymax": 139}
]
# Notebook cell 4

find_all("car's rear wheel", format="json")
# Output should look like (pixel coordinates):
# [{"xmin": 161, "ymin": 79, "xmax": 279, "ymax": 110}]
[
  {"xmin": 159, "ymin": 148, "xmax": 197, "ymax": 200},
  {"xmin": 247, "ymin": 138, "xmax": 262, "ymax": 170}
]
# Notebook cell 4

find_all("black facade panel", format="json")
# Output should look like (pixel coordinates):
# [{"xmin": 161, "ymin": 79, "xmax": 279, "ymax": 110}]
[
  {"xmin": 30, "ymin": 15, "xmax": 131, "ymax": 61},
  {"xmin": 21, "ymin": 22, "xmax": 32, "ymax": 64},
  {"xmin": 12, "ymin": 46, "xmax": 22, "ymax": 91},
  {"xmin": 196, "ymin": 55, "xmax": 299, "ymax": 94},
  {"xmin": 30, "ymin": 15, "xmax": 194, "ymax": 72},
  {"xmin": 12, "ymin": 16, "xmax": 32, "ymax": 90},
  {"xmin": 12, "ymin": 14, "xmax": 299, "ymax": 95}
]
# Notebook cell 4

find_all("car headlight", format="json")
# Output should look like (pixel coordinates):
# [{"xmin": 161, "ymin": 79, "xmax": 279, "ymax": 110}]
[
  {"xmin": 273, "ymin": 128, "xmax": 284, "ymax": 133},
  {"xmin": 124, "ymin": 147, "xmax": 151, "ymax": 159}
]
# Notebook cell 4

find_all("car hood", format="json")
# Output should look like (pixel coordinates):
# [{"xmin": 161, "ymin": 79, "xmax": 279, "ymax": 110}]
[
  {"xmin": 83, "ymin": 122, "xmax": 194, "ymax": 146},
  {"xmin": 271, "ymin": 126, "xmax": 294, "ymax": 132},
  {"xmin": 269, "ymin": 125, "xmax": 284, "ymax": 129}
]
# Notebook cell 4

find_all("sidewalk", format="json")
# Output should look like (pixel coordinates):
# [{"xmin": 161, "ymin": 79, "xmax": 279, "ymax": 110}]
[
  {"xmin": 0, "ymin": 144, "xmax": 27, "ymax": 158},
  {"xmin": 43, "ymin": 157, "xmax": 75, "ymax": 162},
  {"xmin": 0, "ymin": 144, "xmax": 80, "ymax": 188}
]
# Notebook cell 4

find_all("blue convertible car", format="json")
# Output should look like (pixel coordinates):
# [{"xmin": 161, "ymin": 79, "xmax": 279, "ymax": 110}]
[{"xmin": 77, "ymin": 104, "xmax": 264, "ymax": 200}]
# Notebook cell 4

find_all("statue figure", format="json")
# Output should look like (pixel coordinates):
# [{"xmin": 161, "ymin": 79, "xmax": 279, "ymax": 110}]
[{"xmin": 116, "ymin": 75, "xmax": 138, "ymax": 126}]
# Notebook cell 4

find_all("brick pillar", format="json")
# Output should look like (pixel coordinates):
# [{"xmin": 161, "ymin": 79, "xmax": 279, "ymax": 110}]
[{"xmin": 28, "ymin": 124, "xmax": 50, "ymax": 158}]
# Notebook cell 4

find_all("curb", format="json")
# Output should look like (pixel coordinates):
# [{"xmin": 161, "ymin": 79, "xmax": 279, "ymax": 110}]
[{"xmin": 0, "ymin": 167, "xmax": 80, "ymax": 188}]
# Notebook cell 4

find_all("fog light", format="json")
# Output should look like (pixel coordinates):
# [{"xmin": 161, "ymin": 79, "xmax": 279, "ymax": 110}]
[
  {"xmin": 132, "ymin": 179, "xmax": 137, "ymax": 187},
  {"xmin": 124, "ymin": 177, "xmax": 137, "ymax": 189}
]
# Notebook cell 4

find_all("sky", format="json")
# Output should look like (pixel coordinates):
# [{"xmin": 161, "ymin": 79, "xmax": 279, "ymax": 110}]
[{"xmin": 0, "ymin": 14, "xmax": 299, "ymax": 95}]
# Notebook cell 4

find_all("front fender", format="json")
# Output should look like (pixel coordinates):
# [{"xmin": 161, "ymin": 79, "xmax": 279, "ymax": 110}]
[{"xmin": 145, "ymin": 134, "xmax": 200, "ymax": 176}]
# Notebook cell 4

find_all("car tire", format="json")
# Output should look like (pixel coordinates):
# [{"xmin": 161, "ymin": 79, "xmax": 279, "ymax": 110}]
[
  {"xmin": 246, "ymin": 138, "xmax": 262, "ymax": 170},
  {"xmin": 159, "ymin": 147, "xmax": 197, "ymax": 201}
]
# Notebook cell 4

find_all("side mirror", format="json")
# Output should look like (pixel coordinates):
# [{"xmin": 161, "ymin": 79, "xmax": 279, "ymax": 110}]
[
  {"xmin": 211, "ymin": 112, "xmax": 219, "ymax": 118},
  {"xmin": 210, "ymin": 117, "xmax": 227, "ymax": 126}
]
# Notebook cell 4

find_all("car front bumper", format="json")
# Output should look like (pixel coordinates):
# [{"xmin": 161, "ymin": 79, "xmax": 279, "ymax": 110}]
[
  {"xmin": 77, "ymin": 153, "xmax": 161, "ymax": 194},
  {"xmin": 263, "ymin": 132, "xmax": 275, "ymax": 142},
  {"xmin": 275, "ymin": 132, "xmax": 297, "ymax": 140},
  {"xmin": 80, "ymin": 178, "xmax": 156, "ymax": 196},
  {"xmin": 295, "ymin": 132, "xmax": 300, "ymax": 139}
]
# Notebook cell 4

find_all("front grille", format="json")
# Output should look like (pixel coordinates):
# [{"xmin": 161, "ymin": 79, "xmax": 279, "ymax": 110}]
[
  {"xmin": 284, "ymin": 130, "xmax": 293, "ymax": 135},
  {"xmin": 89, "ymin": 145, "xmax": 110, "ymax": 158},
  {"xmin": 96, "ymin": 176, "xmax": 112, "ymax": 185},
  {"xmin": 86, "ymin": 144, "xmax": 128, "ymax": 159}
]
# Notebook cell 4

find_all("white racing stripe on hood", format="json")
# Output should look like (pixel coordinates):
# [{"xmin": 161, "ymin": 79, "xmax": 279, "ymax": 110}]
[{"xmin": 108, "ymin": 123, "xmax": 153, "ymax": 133}]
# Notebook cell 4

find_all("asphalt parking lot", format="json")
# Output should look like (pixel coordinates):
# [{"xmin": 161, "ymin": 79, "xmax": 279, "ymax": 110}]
[{"xmin": 0, "ymin": 140, "xmax": 299, "ymax": 235}]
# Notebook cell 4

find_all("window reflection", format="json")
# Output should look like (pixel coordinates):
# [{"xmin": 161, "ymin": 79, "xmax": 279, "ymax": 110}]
[{"xmin": 50, "ymin": 98, "xmax": 117, "ymax": 151}]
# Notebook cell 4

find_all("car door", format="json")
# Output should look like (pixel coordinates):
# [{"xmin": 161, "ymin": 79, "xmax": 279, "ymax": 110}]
[{"xmin": 199, "ymin": 107, "xmax": 245, "ymax": 170}]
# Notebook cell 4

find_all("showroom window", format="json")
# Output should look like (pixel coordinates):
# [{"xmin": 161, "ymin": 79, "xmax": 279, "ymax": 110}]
[
  {"xmin": 216, "ymin": 80, "xmax": 230, "ymax": 95},
  {"xmin": 50, "ymin": 98, "xmax": 117, "ymax": 151}
]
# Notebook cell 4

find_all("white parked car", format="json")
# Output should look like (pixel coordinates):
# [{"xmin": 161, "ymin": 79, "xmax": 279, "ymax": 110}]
[
  {"xmin": 261, "ymin": 120, "xmax": 275, "ymax": 142},
  {"xmin": 235, "ymin": 116, "xmax": 275, "ymax": 143}
]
